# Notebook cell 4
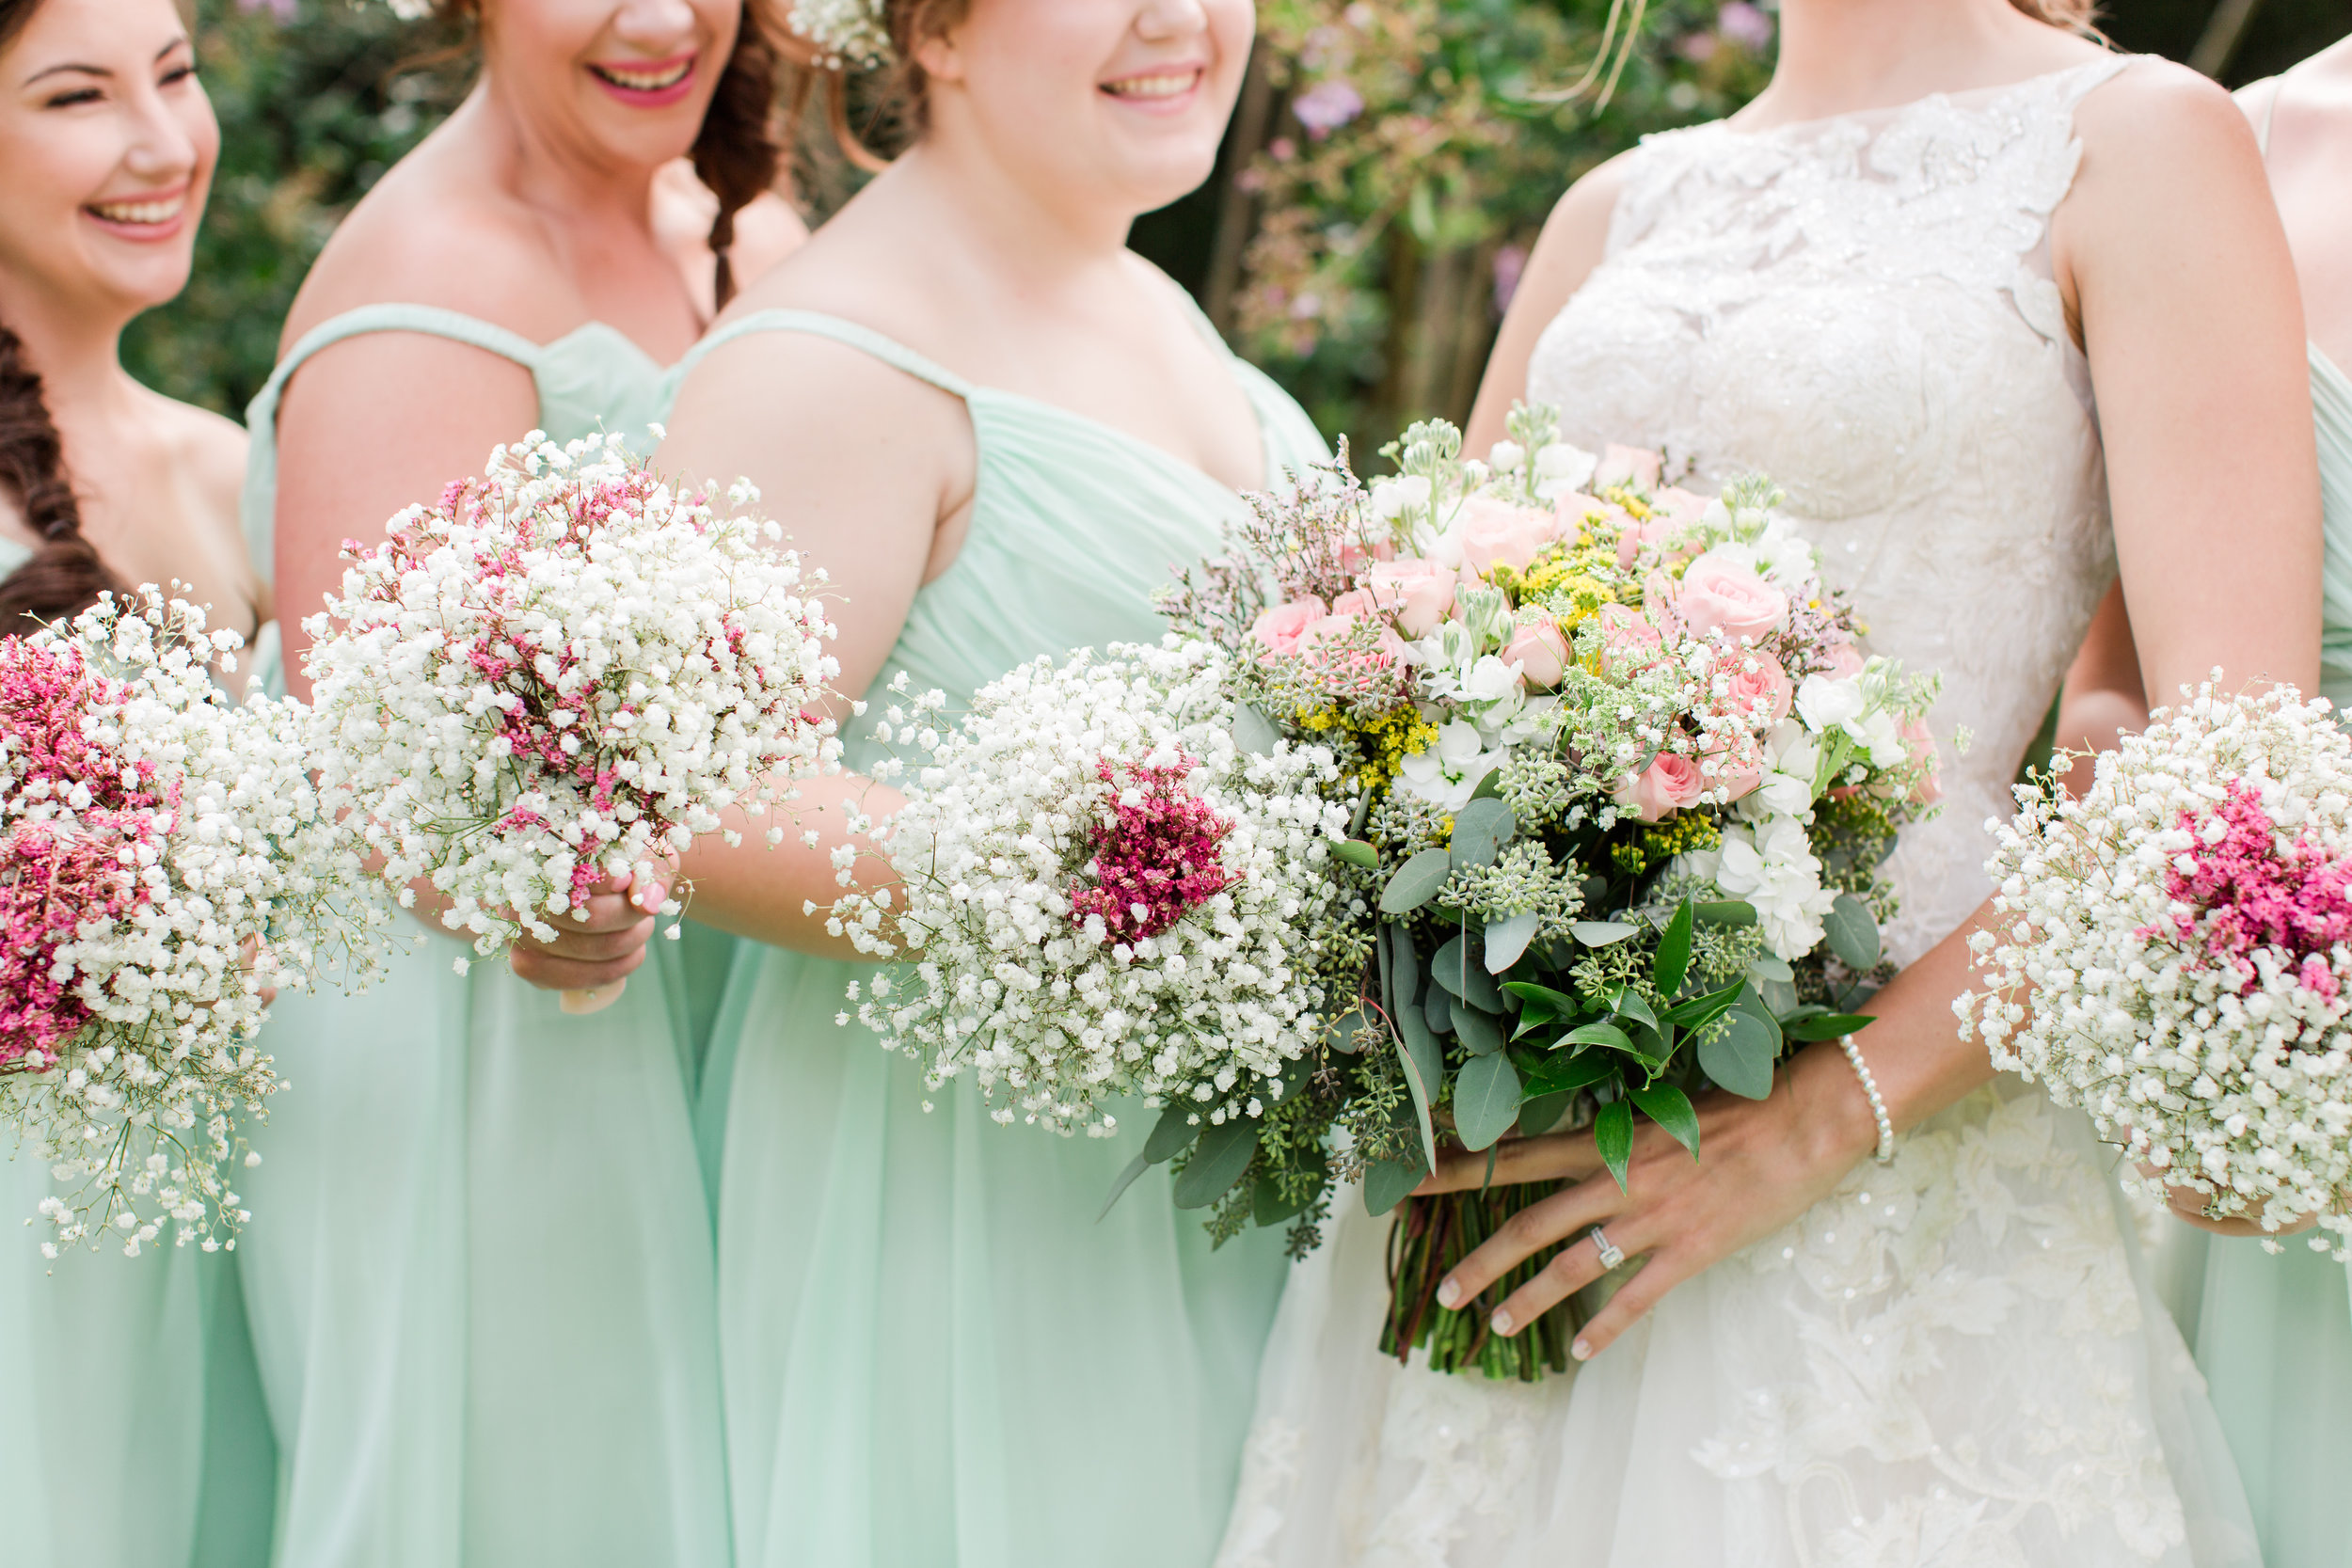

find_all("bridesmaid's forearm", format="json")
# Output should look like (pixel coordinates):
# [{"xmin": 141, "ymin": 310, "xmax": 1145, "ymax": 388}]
[{"xmin": 676, "ymin": 774, "xmax": 906, "ymax": 960}]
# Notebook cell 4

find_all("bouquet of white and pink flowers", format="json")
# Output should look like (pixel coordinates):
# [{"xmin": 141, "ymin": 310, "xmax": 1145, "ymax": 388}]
[
  {"xmin": 838, "ymin": 401, "xmax": 1944, "ymax": 1379},
  {"xmin": 0, "ymin": 592, "xmax": 382, "ymax": 1256},
  {"xmin": 305, "ymin": 431, "xmax": 841, "ymax": 1009},
  {"xmin": 1960, "ymin": 678, "xmax": 2352, "ymax": 1253}
]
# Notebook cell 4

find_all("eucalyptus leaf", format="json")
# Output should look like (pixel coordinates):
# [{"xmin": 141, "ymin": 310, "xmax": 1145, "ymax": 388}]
[
  {"xmin": 1694, "ymin": 899, "xmax": 1757, "ymax": 927},
  {"xmin": 1096, "ymin": 1150, "xmax": 1152, "ymax": 1222},
  {"xmin": 1747, "ymin": 955, "xmax": 1795, "ymax": 984},
  {"xmin": 1393, "ymin": 1012, "xmax": 1442, "ymax": 1172},
  {"xmin": 1330, "ymin": 838, "xmax": 1379, "ymax": 870},
  {"xmin": 1232, "ymin": 705, "xmax": 1280, "ymax": 757},
  {"xmin": 1627, "ymin": 1081, "xmax": 1702, "ymax": 1159},
  {"xmin": 1468, "ymin": 766, "xmax": 1506, "ymax": 801},
  {"xmin": 1379, "ymin": 847, "xmax": 1454, "ymax": 915},
  {"xmin": 1654, "ymin": 897, "xmax": 1696, "ymax": 995},
  {"xmin": 1170, "ymin": 1121, "xmax": 1259, "ymax": 1210},
  {"xmin": 1734, "ymin": 982, "xmax": 1786, "ymax": 1053},
  {"xmin": 1453, "ymin": 1053, "xmax": 1523, "ymax": 1151},
  {"xmin": 1388, "ymin": 919, "xmax": 1420, "ymax": 1006},
  {"xmin": 1143, "ymin": 1102, "xmax": 1201, "ymax": 1164},
  {"xmin": 1364, "ymin": 1153, "xmax": 1428, "ymax": 1217},
  {"xmin": 1698, "ymin": 1010, "xmax": 1776, "ymax": 1099},
  {"xmin": 1595, "ymin": 1099, "xmax": 1634, "ymax": 1191},
  {"xmin": 1450, "ymin": 798, "xmax": 1517, "ymax": 869},
  {"xmin": 1482, "ymin": 910, "xmax": 1540, "ymax": 973},
  {"xmin": 1826, "ymin": 892, "xmax": 1883, "ymax": 971},
  {"xmin": 1252, "ymin": 1172, "xmax": 1312, "ymax": 1227},
  {"xmin": 1431, "ymin": 933, "xmax": 1504, "ymax": 1012},
  {"xmin": 1453, "ymin": 1006, "xmax": 1503, "ymax": 1057},
  {"xmin": 1572, "ymin": 920, "xmax": 1641, "ymax": 946},
  {"xmin": 1323, "ymin": 1005, "xmax": 1375, "ymax": 1054},
  {"xmin": 1423, "ymin": 985, "xmax": 1453, "ymax": 1037}
]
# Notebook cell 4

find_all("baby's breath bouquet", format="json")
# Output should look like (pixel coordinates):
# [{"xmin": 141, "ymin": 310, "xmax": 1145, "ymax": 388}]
[
  {"xmin": 305, "ymin": 431, "xmax": 842, "ymax": 1010},
  {"xmin": 1960, "ymin": 679, "xmax": 2352, "ymax": 1253},
  {"xmin": 0, "ymin": 592, "xmax": 384, "ymax": 1256}
]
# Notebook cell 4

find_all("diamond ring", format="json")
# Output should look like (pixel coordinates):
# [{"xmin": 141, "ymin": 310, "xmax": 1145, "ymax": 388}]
[{"xmin": 1589, "ymin": 1225, "xmax": 1626, "ymax": 1271}]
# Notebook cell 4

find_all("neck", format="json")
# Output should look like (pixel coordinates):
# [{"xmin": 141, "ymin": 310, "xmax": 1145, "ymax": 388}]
[
  {"xmin": 889, "ymin": 120, "xmax": 1141, "ymax": 288},
  {"xmin": 0, "ymin": 277, "xmax": 140, "ymax": 426},
  {"xmin": 1752, "ymin": 0, "xmax": 2063, "ymax": 124},
  {"xmin": 462, "ymin": 77, "xmax": 663, "ymax": 237}
]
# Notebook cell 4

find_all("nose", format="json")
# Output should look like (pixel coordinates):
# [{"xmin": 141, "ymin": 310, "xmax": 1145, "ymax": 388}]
[
  {"xmin": 120, "ymin": 83, "xmax": 201, "ymax": 185},
  {"xmin": 610, "ymin": 0, "xmax": 704, "ymax": 53},
  {"xmin": 1134, "ymin": 0, "xmax": 1211, "ymax": 42}
]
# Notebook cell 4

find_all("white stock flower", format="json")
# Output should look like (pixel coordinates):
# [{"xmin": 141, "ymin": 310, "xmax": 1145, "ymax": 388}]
[
  {"xmin": 1531, "ymin": 441, "xmax": 1597, "ymax": 499},
  {"xmin": 1714, "ymin": 816, "xmax": 1836, "ymax": 958}
]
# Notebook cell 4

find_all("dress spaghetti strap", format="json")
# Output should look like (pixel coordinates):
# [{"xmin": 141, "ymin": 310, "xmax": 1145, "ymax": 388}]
[{"xmin": 672, "ymin": 309, "xmax": 976, "ymax": 399}]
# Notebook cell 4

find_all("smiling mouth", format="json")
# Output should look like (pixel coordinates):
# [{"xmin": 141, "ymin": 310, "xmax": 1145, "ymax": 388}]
[
  {"xmin": 86, "ymin": 195, "xmax": 185, "ymax": 227},
  {"xmin": 1101, "ymin": 69, "xmax": 1203, "ymax": 102},
  {"xmin": 588, "ymin": 57, "xmax": 694, "ymax": 94}
]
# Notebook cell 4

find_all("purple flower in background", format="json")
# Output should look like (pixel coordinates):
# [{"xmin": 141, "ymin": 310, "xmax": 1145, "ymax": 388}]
[
  {"xmin": 237, "ymin": 0, "xmax": 297, "ymax": 18},
  {"xmin": 1492, "ymin": 245, "xmax": 1529, "ymax": 315},
  {"xmin": 1677, "ymin": 30, "xmax": 1720, "ymax": 62},
  {"xmin": 1717, "ymin": 2, "xmax": 1775, "ymax": 50},
  {"xmin": 1292, "ymin": 79, "xmax": 1366, "ymax": 140}
]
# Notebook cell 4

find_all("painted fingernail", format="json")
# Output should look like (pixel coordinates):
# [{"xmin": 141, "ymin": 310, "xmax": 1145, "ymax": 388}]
[
  {"xmin": 1490, "ymin": 1308, "xmax": 1513, "ymax": 1336},
  {"xmin": 1437, "ymin": 1279, "xmax": 1462, "ymax": 1309},
  {"xmin": 1571, "ymin": 1337, "xmax": 1593, "ymax": 1361}
]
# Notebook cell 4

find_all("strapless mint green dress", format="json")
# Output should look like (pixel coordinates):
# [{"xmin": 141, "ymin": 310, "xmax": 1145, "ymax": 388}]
[
  {"xmin": 2157, "ymin": 342, "xmax": 2352, "ymax": 1568},
  {"xmin": 678, "ymin": 309, "xmax": 1327, "ymax": 1568},
  {"xmin": 233, "ymin": 306, "xmax": 735, "ymax": 1567},
  {"xmin": 0, "ymin": 540, "xmax": 279, "ymax": 1568}
]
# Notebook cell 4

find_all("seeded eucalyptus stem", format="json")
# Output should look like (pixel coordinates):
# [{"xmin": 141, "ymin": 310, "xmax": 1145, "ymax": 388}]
[{"xmin": 1380, "ymin": 1185, "xmax": 1577, "ymax": 1381}]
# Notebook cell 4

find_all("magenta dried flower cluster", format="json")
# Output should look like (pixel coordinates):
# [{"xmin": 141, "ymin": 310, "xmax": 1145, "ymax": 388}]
[{"xmin": 1069, "ymin": 757, "xmax": 1236, "ymax": 942}]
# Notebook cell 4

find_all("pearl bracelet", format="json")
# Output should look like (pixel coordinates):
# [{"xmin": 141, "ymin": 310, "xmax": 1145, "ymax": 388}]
[{"xmin": 1840, "ymin": 1034, "xmax": 1897, "ymax": 1164}]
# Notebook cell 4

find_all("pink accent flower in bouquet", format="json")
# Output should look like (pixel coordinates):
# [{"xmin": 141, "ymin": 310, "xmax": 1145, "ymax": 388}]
[
  {"xmin": 2148, "ymin": 782, "xmax": 2352, "ymax": 997},
  {"xmin": 1069, "ymin": 757, "xmax": 1236, "ymax": 942},
  {"xmin": 1672, "ymin": 549, "xmax": 1788, "ymax": 644},
  {"xmin": 1361, "ymin": 557, "xmax": 1457, "ymax": 638},
  {"xmin": 1251, "ymin": 595, "xmax": 1331, "ymax": 657},
  {"xmin": 1595, "ymin": 444, "xmax": 1664, "ymax": 491},
  {"xmin": 1722, "ymin": 650, "xmax": 1794, "ymax": 726},
  {"xmin": 1614, "ymin": 750, "xmax": 1708, "ymax": 822},
  {"xmin": 1502, "ymin": 619, "xmax": 1569, "ymax": 689},
  {"xmin": 1455, "ymin": 496, "xmax": 1563, "ymax": 578},
  {"xmin": 1595, "ymin": 603, "xmax": 1665, "ymax": 675},
  {"xmin": 1899, "ymin": 714, "xmax": 1942, "ymax": 803}
]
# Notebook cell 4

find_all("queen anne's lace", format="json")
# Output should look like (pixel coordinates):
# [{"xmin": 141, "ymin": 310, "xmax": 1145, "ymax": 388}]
[
  {"xmin": 306, "ymin": 431, "xmax": 840, "ymax": 964},
  {"xmin": 787, "ymin": 0, "xmax": 892, "ymax": 70},
  {"xmin": 0, "ymin": 593, "xmax": 384, "ymax": 1255},
  {"xmin": 1961, "ymin": 679, "xmax": 2352, "ymax": 1250},
  {"xmin": 837, "ymin": 641, "xmax": 1351, "ymax": 1134}
]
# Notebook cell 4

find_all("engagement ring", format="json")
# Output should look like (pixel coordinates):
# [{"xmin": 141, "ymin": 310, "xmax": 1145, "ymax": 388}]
[{"xmin": 1589, "ymin": 1225, "xmax": 1626, "ymax": 1271}]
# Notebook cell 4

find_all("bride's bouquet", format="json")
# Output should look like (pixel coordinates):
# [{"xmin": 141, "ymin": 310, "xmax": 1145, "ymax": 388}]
[
  {"xmin": 837, "ymin": 401, "xmax": 1943, "ymax": 1379},
  {"xmin": 1, "ymin": 592, "xmax": 382, "ymax": 1256},
  {"xmin": 305, "ymin": 431, "xmax": 841, "ymax": 1011},
  {"xmin": 1960, "ymin": 678, "xmax": 2352, "ymax": 1253}
]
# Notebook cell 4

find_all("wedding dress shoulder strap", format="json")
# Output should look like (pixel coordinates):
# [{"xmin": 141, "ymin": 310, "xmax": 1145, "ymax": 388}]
[{"xmin": 672, "ymin": 309, "xmax": 976, "ymax": 399}]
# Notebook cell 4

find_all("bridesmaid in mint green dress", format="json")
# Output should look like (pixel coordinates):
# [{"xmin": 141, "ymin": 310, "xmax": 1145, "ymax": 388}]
[
  {"xmin": 230, "ymin": 4, "xmax": 799, "ymax": 1561},
  {"xmin": 660, "ymin": 4, "xmax": 1317, "ymax": 1562},
  {"xmin": 0, "ymin": 2, "xmax": 275, "ymax": 1561}
]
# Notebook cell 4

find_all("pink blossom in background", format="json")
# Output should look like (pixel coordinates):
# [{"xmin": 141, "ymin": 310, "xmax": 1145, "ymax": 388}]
[
  {"xmin": 1718, "ymin": 1, "xmax": 1776, "ymax": 50},
  {"xmin": 1677, "ymin": 30, "xmax": 1721, "ymax": 62},
  {"xmin": 1069, "ymin": 758, "xmax": 1234, "ymax": 942},
  {"xmin": 1492, "ymin": 245, "xmax": 1529, "ymax": 315},
  {"xmin": 1292, "ymin": 79, "xmax": 1366, "ymax": 139},
  {"xmin": 237, "ymin": 0, "xmax": 298, "ymax": 18}
]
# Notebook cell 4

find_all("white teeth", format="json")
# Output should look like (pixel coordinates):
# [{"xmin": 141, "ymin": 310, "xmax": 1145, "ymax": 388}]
[
  {"xmin": 596, "ymin": 60, "xmax": 691, "ymax": 92},
  {"xmin": 1104, "ymin": 71, "xmax": 1197, "ymax": 100},
  {"xmin": 88, "ymin": 198, "xmax": 183, "ymax": 225}
]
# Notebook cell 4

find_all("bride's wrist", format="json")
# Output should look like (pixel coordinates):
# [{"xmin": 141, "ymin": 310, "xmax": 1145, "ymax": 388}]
[{"xmin": 1788, "ymin": 1041, "xmax": 1885, "ymax": 1171}]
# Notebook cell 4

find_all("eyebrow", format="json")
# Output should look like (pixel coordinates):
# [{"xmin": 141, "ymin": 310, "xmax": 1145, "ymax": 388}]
[{"xmin": 21, "ymin": 36, "xmax": 188, "ymax": 87}]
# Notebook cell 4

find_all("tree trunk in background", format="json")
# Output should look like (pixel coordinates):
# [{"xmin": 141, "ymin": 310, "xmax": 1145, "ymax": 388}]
[
  {"xmin": 1205, "ymin": 44, "xmax": 1279, "ymax": 336},
  {"xmin": 1376, "ymin": 233, "xmax": 1504, "ymax": 440}
]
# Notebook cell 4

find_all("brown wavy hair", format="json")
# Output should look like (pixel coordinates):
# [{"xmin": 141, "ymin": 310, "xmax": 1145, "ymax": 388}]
[
  {"xmin": 430, "ymin": 0, "xmax": 787, "ymax": 307},
  {"xmin": 2010, "ymin": 0, "xmax": 2103, "ymax": 37},
  {"xmin": 0, "ymin": 0, "xmax": 120, "ymax": 633},
  {"xmin": 780, "ymin": 0, "xmax": 969, "ymax": 171}
]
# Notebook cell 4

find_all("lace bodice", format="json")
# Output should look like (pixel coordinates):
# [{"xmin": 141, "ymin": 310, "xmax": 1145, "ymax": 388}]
[{"xmin": 1530, "ymin": 56, "xmax": 2129, "ymax": 964}]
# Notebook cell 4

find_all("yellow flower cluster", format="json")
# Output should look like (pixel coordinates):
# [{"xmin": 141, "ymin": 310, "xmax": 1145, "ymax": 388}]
[
  {"xmin": 1516, "ymin": 541, "xmax": 1622, "ymax": 628},
  {"xmin": 1293, "ymin": 703, "xmax": 1439, "ymax": 794},
  {"xmin": 1609, "ymin": 810, "xmax": 1723, "ymax": 875}
]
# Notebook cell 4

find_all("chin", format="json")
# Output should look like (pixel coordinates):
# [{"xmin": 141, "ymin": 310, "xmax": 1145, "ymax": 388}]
[{"xmin": 577, "ymin": 103, "xmax": 712, "ymax": 173}]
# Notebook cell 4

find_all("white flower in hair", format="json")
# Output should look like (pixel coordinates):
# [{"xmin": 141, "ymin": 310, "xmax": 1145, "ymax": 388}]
[{"xmin": 789, "ymin": 0, "xmax": 893, "ymax": 69}]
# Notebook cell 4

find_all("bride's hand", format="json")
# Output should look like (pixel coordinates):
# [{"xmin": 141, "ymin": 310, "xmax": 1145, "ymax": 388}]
[
  {"xmin": 1418, "ymin": 1041, "xmax": 1880, "ymax": 1361},
  {"xmin": 507, "ymin": 866, "xmax": 671, "ymax": 994},
  {"xmin": 2144, "ymin": 1163, "xmax": 2320, "ymax": 1239}
]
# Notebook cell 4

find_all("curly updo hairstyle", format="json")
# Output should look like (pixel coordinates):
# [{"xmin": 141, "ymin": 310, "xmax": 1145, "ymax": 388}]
[
  {"xmin": 428, "ymin": 0, "xmax": 787, "ymax": 308},
  {"xmin": 0, "ymin": 0, "xmax": 121, "ymax": 633}
]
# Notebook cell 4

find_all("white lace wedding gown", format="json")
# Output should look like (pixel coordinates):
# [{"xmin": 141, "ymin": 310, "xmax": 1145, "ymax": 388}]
[{"xmin": 1215, "ymin": 57, "xmax": 2261, "ymax": 1568}]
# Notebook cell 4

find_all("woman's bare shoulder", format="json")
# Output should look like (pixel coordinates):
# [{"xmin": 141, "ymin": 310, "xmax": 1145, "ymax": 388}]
[{"xmin": 143, "ymin": 389, "xmax": 249, "ymax": 554}]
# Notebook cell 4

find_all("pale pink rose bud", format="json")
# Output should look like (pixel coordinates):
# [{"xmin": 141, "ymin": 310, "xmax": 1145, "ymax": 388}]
[
  {"xmin": 1363, "ymin": 558, "xmax": 1457, "ymax": 637},
  {"xmin": 1329, "ymin": 588, "xmax": 1379, "ymax": 618},
  {"xmin": 1455, "ymin": 496, "xmax": 1564, "ymax": 577},
  {"xmin": 1899, "ymin": 714, "xmax": 1942, "ymax": 804},
  {"xmin": 1595, "ymin": 443, "xmax": 1664, "ymax": 491},
  {"xmin": 1250, "ymin": 595, "xmax": 1329, "ymax": 657},
  {"xmin": 1595, "ymin": 602, "xmax": 1663, "ymax": 674},
  {"xmin": 1502, "ymin": 620, "xmax": 1570, "ymax": 689},
  {"xmin": 1676, "ymin": 549, "xmax": 1788, "ymax": 644},
  {"xmin": 1724, "ymin": 652, "xmax": 1794, "ymax": 725},
  {"xmin": 1821, "ymin": 639, "xmax": 1867, "ymax": 680},
  {"xmin": 1613, "ymin": 751, "xmax": 1708, "ymax": 822}
]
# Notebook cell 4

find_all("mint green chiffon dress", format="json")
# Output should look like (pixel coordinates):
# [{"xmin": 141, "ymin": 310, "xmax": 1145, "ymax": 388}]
[
  {"xmin": 0, "ymin": 547, "xmax": 280, "ymax": 1568},
  {"xmin": 232, "ymin": 306, "xmax": 735, "ymax": 1567},
  {"xmin": 678, "ymin": 309, "xmax": 1327, "ymax": 1568}
]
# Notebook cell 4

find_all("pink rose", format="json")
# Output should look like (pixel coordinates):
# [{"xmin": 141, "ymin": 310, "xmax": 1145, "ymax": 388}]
[
  {"xmin": 1250, "ymin": 595, "xmax": 1330, "ymax": 657},
  {"xmin": 1595, "ymin": 444, "xmax": 1663, "ymax": 491},
  {"xmin": 1614, "ymin": 751, "xmax": 1707, "ymax": 822},
  {"xmin": 1595, "ymin": 603, "xmax": 1662, "ymax": 674},
  {"xmin": 1722, "ymin": 652, "xmax": 1793, "ymax": 725},
  {"xmin": 1652, "ymin": 486, "xmax": 1712, "ymax": 529},
  {"xmin": 1900, "ymin": 714, "xmax": 1942, "ymax": 804},
  {"xmin": 1455, "ymin": 496, "xmax": 1564, "ymax": 577},
  {"xmin": 1676, "ymin": 549, "xmax": 1788, "ymax": 645},
  {"xmin": 1502, "ymin": 619, "xmax": 1569, "ymax": 688},
  {"xmin": 1362, "ymin": 558, "xmax": 1457, "ymax": 638},
  {"xmin": 1704, "ymin": 733, "xmax": 1767, "ymax": 803},
  {"xmin": 1330, "ymin": 588, "xmax": 1378, "ymax": 618},
  {"xmin": 1820, "ymin": 639, "xmax": 1867, "ymax": 680}
]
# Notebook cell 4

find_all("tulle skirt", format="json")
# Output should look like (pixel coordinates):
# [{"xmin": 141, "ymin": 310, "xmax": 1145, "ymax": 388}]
[{"xmin": 1217, "ymin": 1082, "xmax": 2261, "ymax": 1568}]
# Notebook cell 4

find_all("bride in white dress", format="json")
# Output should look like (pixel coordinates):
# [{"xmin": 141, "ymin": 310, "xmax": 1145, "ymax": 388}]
[{"xmin": 1216, "ymin": 0, "xmax": 2323, "ymax": 1562}]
